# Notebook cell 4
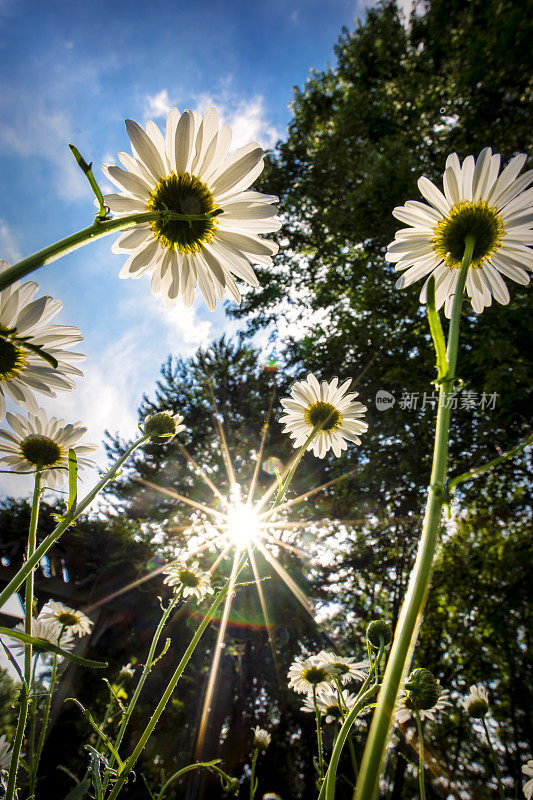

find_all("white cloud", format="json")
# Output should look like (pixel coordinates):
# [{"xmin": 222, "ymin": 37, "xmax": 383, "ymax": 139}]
[
  {"xmin": 0, "ymin": 95, "xmax": 87, "ymax": 201},
  {"xmin": 144, "ymin": 89, "xmax": 172, "ymax": 120},
  {"xmin": 193, "ymin": 92, "xmax": 282, "ymax": 151},
  {"xmin": 0, "ymin": 219, "xmax": 21, "ymax": 262},
  {"xmin": 142, "ymin": 87, "xmax": 283, "ymax": 151}
]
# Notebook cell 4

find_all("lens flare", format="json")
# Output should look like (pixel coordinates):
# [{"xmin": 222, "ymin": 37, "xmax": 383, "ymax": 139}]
[{"xmin": 226, "ymin": 501, "xmax": 261, "ymax": 550}]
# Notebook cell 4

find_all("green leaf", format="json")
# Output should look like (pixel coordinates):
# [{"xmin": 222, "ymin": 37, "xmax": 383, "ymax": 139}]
[
  {"xmin": 0, "ymin": 627, "xmax": 107, "ymax": 668},
  {"xmin": 89, "ymin": 748, "xmax": 104, "ymax": 800},
  {"xmin": 426, "ymin": 275, "xmax": 448, "ymax": 382},
  {"xmin": 69, "ymin": 143, "xmax": 109, "ymax": 220},
  {"xmin": 68, "ymin": 449, "xmax": 78, "ymax": 510}
]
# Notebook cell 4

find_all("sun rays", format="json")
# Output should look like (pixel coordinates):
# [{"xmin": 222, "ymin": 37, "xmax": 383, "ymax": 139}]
[{"xmin": 85, "ymin": 388, "xmax": 358, "ymax": 757}]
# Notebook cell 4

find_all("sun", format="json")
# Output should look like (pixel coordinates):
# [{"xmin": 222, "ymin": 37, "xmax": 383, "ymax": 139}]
[{"xmin": 226, "ymin": 501, "xmax": 261, "ymax": 550}]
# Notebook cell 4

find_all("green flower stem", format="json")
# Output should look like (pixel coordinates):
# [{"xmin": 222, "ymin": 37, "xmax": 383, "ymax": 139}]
[
  {"xmin": 105, "ymin": 554, "xmax": 248, "ymax": 800},
  {"xmin": 5, "ymin": 472, "xmax": 41, "ymax": 800},
  {"xmin": 273, "ymin": 423, "xmax": 323, "ymax": 509},
  {"xmin": 29, "ymin": 653, "xmax": 58, "ymax": 797},
  {"xmin": 313, "ymin": 685, "xmax": 325, "ymax": 785},
  {"xmin": 27, "ymin": 655, "xmax": 40, "ymax": 787},
  {"xmin": 347, "ymin": 735, "xmax": 358, "ymax": 781},
  {"xmin": 415, "ymin": 713, "xmax": 427, "ymax": 800},
  {"xmin": 24, "ymin": 473, "xmax": 41, "ymax": 679},
  {"xmin": 319, "ymin": 683, "xmax": 380, "ymax": 800},
  {"xmin": 0, "ymin": 211, "xmax": 220, "ymax": 292},
  {"xmin": 354, "ymin": 235, "xmax": 475, "ymax": 800},
  {"xmin": 5, "ymin": 683, "xmax": 30, "ymax": 800},
  {"xmin": 250, "ymin": 748, "xmax": 259, "ymax": 800},
  {"xmin": 448, "ymin": 432, "xmax": 533, "ymax": 494},
  {"xmin": 482, "ymin": 718, "xmax": 505, "ymax": 800},
  {"xmin": 0, "ymin": 434, "xmax": 148, "ymax": 611},
  {"xmin": 332, "ymin": 677, "xmax": 358, "ymax": 780},
  {"xmin": 318, "ymin": 644, "xmax": 384, "ymax": 800},
  {"xmin": 155, "ymin": 761, "xmax": 231, "ymax": 800},
  {"xmin": 102, "ymin": 591, "xmax": 182, "ymax": 792}
]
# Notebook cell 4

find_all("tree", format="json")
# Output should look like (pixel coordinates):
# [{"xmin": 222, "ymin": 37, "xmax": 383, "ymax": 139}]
[{"xmin": 226, "ymin": 0, "xmax": 532, "ymax": 795}]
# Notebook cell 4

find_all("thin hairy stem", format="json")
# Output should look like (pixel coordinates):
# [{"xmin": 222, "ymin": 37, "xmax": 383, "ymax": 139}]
[
  {"xmin": 482, "ymin": 718, "xmax": 505, "ymax": 800},
  {"xmin": 354, "ymin": 236, "xmax": 475, "ymax": 800},
  {"xmin": 6, "ymin": 472, "xmax": 41, "ymax": 800},
  {"xmin": 415, "ymin": 713, "xmax": 427, "ymax": 800}
]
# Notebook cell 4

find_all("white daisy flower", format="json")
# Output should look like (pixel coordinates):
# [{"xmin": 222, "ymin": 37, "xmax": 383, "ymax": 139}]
[
  {"xmin": 386, "ymin": 148, "xmax": 533, "ymax": 316},
  {"xmin": 6, "ymin": 617, "xmax": 75, "ymax": 658},
  {"xmin": 0, "ymin": 409, "xmax": 97, "ymax": 487},
  {"xmin": 0, "ymin": 260, "xmax": 85, "ymax": 420},
  {"xmin": 462, "ymin": 683, "xmax": 490, "ymax": 718},
  {"xmin": 287, "ymin": 655, "xmax": 335, "ymax": 695},
  {"xmin": 162, "ymin": 559, "xmax": 213, "ymax": 601},
  {"xmin": 522, "ymin": 759, "xmax": 533, "ymax": 800},
  {"xmin": 102, "ymin": 107, "xmax": 280, "ymax": 310},
  {"xmin": 252, "ymin": 726, "xmax": 271, "ymax": 751},
  {"xmin": 315, "ymin": 651, "xmax": 368, "ymax": 684},
  {"xmin": 280, "ymin": 374, "xmax": 368, "ymax": 459},
  {"xmin": 396, "ymin": 688, "xmax": 452, "ymax": 724},
  {"xmin": 38, "ymin": 600, "xmax": 93, "ymax": 637},
  {"xmin": 301, "ymin": 685, "xmax": 359, "ymax": 724},
  {"xmin": 0, "ymin": 734, "xmax": 12, "ymax": 770}
]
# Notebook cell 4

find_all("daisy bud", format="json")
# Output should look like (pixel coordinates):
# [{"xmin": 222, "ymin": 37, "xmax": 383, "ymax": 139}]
[
  {"xmin": 404, "ymin": 668, "xmax": 442, "ymax": 711},
  {"xmin": 462, "ymin": 684, "xmax": 490, "ymax": 718},
  {"xmin": 366, "ymin": 620, "xmax": 392, "ymax": 648},
  {"xmin": 225, "ymin": 778, "xmax": 240, "ymax": 795},
  {"xmin": 143, "ymin": 411, "xmax": 185, "ymax": 443},
  {"xmin": 252, "ymin": 725, "xmax": 271, "ymax": 751}
]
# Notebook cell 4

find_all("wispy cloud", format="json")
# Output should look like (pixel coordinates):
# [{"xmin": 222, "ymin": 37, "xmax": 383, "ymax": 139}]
[
  {"xmin": 0, "ymin": 219, "xmax": 21, "ymax": 262},
  {"xmin": 143, "ymin": 87, "xmax": 283, "ymax": 151},
  {"xmin": 0, "ymin": 93, "xmax": 87, "ymax": 201},
  {"xmin": 144, "ymin": 89, "xmax": 172, "ymax": 119}
]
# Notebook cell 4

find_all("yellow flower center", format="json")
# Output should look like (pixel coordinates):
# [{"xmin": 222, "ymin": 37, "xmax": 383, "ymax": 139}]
[
  {"xmin": 147, "ymin": 172, "xmax": 217, "ymax": 254},
  {"xmin": 0, "ymin": 335, "xmax": 27, "ymax": 381},
  {"xmin": 330, "ymin": 661, "xmax": 349, "ymax": 674},
  {"xmin": 302, "ymin": 666, "xmax": 329, "ymax": 685},
  {"xmin": 19, "ymin": 435, "xmax": 63, "ymax": 469},
  {"xmin": 178, "ymin": 569, "xmax": 201, "ymax": 588},
  {"xmin": 433, "ymin": 200, "xmax": 504, "ymax": 269},
  {"xmin": 57, "ymin": 611, "xmax": 79, "ymax": 626},
  {"xmin": 304, "ymin": 401, "xmax": 342, "ymax": 431}
]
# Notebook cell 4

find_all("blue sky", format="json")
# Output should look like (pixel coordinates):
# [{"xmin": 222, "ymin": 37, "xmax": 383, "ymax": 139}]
[{"xmin": 0, "ymin": 0, "xmax": 390, "ymax": 498}]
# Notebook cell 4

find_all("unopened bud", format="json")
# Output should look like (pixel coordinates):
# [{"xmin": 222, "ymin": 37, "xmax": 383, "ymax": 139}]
[
  {"xmin": 366, "ymin": 620, "xmax": 392, "ymax": 648},
  {"xmin": 225, "ymin": 777, "xmax": 240, "ymax": 794},
  {"xmin": 404, "ymin": 668, "xmax": 442, "ymax": 711}
]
